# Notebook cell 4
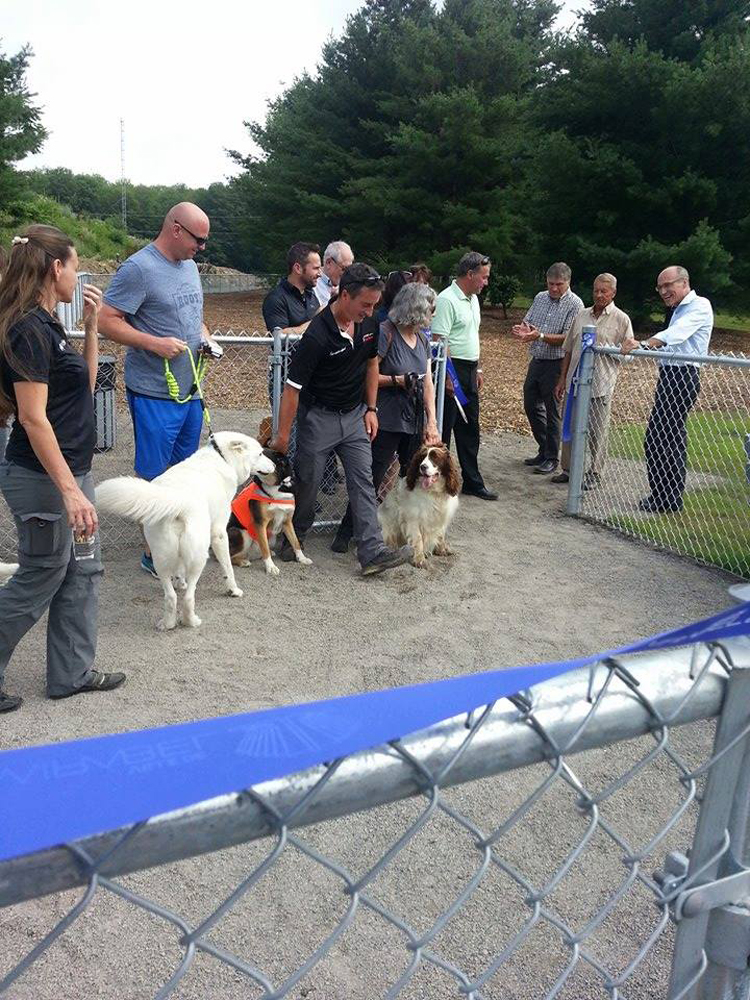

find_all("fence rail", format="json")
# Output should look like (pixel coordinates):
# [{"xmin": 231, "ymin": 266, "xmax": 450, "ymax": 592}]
[
  {"xmin": 568, "ymin": 343, "xmax": 750, "ymax": 580},
  {"xmin": 1, "ymin": 636, "xmax": 749, "ymax": 998}
]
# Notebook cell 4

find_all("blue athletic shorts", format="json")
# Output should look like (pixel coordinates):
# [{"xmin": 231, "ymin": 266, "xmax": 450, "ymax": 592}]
[{"xmin": 126, "ymin": 390, "xmax": 204, "ymax": 481}]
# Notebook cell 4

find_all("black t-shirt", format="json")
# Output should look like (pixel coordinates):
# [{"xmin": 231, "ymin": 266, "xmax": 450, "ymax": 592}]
[
  {"xmin": 1, "ymin": 308, "xmax": 96, "ymax": 475},
  {"xmin": 286, "ymin": 305, "xmax": 379, "ymax": 410},
  {"xmin": 262, "ymin": 278, "xmax": 319, "ymax": 331}
]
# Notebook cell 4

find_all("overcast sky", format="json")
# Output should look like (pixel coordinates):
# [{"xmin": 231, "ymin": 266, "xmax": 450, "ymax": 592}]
[{"xmin": 5, "ymin": 0, "xmax": 586, "ymax": 189}]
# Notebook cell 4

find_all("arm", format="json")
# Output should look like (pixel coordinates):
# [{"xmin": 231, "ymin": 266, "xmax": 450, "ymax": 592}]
[
  {"xmin": 555, "ymin": 351, "xmax": 572, "ymax": 402},
  {"xmin": 81, "ymin": 284, "xmax": 102, "ymax": 391},
  {"xmin": 651, "ymin": 300, "xmax": 713, "ymax": 347},
  {"xmin": 422, "ymin": 364, "xmax": 440, "ymax": 444},
  {"xmin": 270, "ymin": 385, "xmax": 300, "ymax": 455},
  {"xmin": 14, "ymin": 383, "xmax": 97, "ymax": 536},
  {"xmin": 98, "ymin": 303, "xmax": 187, "ymax": 360},
  {"xmin": 364, "ymin": 356, "xmax": 379, "ymax": 441}
]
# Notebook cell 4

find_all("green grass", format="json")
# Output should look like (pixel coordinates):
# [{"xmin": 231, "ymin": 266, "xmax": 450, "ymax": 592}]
[{"xmin": 606, "ymin": 412, "xmax": 750, "ymax": 576}]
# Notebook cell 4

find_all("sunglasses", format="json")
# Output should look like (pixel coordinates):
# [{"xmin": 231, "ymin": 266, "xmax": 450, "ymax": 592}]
[
  {"xmin": 175, "ymin": 220, "xmax": 208, "ymax": 248},
  {"xmin": 340, "ymin": 272, "xmax": 383, "ymax": 288},
  {"xmin": 387, "ymin": 270, "xmax": 413, "ymax": 281}
]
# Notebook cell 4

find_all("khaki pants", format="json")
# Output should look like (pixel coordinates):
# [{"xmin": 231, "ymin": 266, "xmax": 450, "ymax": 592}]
[{"xmin": 561, "ymin": 394, "xmax": 613, "ymax": 476}]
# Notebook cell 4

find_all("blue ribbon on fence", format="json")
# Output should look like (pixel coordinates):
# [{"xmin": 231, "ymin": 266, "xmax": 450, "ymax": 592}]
[
  {"xmin": 1, "ymin": 601, "xmax": 750, "ymax": 862},
  {"xmin": 561, "ymin": 325, "xmax": 597, "ymax": 443}
]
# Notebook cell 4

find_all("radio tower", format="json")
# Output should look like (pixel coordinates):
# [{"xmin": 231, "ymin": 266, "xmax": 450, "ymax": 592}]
[{"xmin": 120, "ymin": 118, "xmax": 127, "ymax": 230}]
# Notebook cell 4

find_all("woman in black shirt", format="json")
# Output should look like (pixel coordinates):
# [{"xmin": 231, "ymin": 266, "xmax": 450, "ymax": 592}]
[{"xmin": 0, "ymin": 225, "xmax": 125, "ymax": 712}]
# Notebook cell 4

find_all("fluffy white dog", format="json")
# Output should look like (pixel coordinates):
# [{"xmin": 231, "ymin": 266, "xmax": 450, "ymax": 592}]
[
  {"xmin": 378, "ymin": 444, "xmax": 460, "ymax": 567},
  {"xmin": 96, "ymin": 432, "xmax": 274, "ymax": 630}
]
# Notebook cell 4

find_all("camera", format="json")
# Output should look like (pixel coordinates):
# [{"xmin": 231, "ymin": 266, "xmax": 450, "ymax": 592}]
[{"xmin": 199, "ymin": 339, "xmax": 224, "ymax": 361}]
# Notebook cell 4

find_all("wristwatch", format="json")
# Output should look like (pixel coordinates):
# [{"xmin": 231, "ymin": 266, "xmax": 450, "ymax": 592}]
[
  {"xmin": 366, "ymin": 405, "xmax": 378, "ymax": 413},
  {"xmin": 538, "ymin": 331, "xmax": 545, "ymax": 341}
]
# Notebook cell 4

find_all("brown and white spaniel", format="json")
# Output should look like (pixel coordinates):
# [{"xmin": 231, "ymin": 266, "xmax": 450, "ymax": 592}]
[{"xmin": 378, "ymin": 445, "xmax": 460, "ymax": 567}]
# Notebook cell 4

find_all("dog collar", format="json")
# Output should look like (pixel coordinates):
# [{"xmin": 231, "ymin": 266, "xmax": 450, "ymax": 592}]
[{"xmin": 209, "ymin": 433, "xmax": 228, "ymax": 464}]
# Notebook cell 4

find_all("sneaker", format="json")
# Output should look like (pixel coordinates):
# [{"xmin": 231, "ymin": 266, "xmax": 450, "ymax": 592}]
[
  {"xmin": 361, "ymin": 545, "xmax": 411, "ymax": 576},
  {"xmin": 0, "ymin": 689, "xmax": 22, "ymax": 713},
  {"xmin": 533, "ymin": 459, "xmax": 558, "ymax": 475},
  {"xmin": 523, "ymin": 454, "xmax": 544, "ymax": 466},
  {"xmin": 49, "ymin": 669, "xmax": 126, "ymax": 700},
  {"xmin": 141, "ymin": 552, "xmax": 159, "ymax": 578}
]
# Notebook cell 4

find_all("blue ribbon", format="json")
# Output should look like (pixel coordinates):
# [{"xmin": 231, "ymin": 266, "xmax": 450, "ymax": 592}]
[
  {"xmin": 561, "ymin": 325, "xmax": 597, "ymax": 443},
  {"xmin": 1, "ymin": 601, "xmax": 749, "ymax": 862},
  {"xmin": 445, "ymin": 356, "xmax": 469, "ymax": 407}
]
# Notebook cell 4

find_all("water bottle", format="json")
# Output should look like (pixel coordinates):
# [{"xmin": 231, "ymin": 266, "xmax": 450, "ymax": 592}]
[{"xmin": 73, "ymin": 531, "xmax": 96, "ymax": 561}]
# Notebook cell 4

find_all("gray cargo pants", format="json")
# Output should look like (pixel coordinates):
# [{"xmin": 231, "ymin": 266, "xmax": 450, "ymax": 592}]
[
  {"xmin": 293, "ymin": 403, "xmax": 384, "ymax": 567},
  {"xmin": 0, "ymin": 461, "xmax": 102, "ymax": 697}
]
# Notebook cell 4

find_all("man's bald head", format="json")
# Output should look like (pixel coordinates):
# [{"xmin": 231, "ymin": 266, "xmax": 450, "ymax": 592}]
[{"xmin": 157, "ymin": 202, "xmax": 210, "ymax": 262}]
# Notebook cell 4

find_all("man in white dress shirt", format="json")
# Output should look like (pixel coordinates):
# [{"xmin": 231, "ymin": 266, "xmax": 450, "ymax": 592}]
[
  {"xmin": 314, "ymin": 241, "xmax": 354, "ymax": 307},
  {"xmin": 622, "ymin": 265, "xmax": 713, "ymax": 513}
]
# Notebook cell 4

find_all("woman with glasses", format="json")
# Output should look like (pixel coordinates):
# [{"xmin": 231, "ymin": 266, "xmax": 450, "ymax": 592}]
[
  {"xmin": 0, "ymin": 225, "xmax": 126, "ymax": 712},
  {"xmin": 332, "ymin": 282, "xmax": 442, "ymax": 552}
]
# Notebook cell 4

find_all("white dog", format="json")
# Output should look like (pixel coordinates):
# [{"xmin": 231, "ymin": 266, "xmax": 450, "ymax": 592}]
[
  {"xmin": 96, "ymin": 432, "xmax": 274, "ymax": 630},
  {"xmin": 378, "ymin": 444, "xmax": 460, "ymax": 567}
]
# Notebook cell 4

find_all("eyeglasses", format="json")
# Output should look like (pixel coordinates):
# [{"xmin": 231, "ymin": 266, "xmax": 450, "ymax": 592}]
[
  {"xmin": 175, "ymin": 220, "xmax": 208, "ymax": 248},
  {"xmin": 387, "ymin": 270, "xmax": 413, "ymax": 281},
  {"xmin": 655, "ymin": 278, "xmax": 685, "ymax": 292}
]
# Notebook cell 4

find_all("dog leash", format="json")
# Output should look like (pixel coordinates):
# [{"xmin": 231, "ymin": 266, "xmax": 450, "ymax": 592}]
[{"xmin": 166, "ymin": 347, "xmax": 226, "ymax": 459}]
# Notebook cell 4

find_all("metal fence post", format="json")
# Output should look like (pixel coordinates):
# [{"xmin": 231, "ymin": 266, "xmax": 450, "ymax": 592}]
[
  {"xmin": 565, "ymin": 328, "xmax": 595, "ymax": 516},
  {"xmin": 433, "ymin": 336, "xmax": 447, "ymax": 436},
  {"xmin": 667, "ymin": 653, "xmax": 750, "ymax": 999},
  {"xmin": 271, "ymin": 328, "xmax": 283, "ymax": 436}
]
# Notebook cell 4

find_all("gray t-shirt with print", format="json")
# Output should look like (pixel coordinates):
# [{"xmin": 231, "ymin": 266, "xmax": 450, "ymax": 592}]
[
  {"xmin": 377, "ymin": 320, "xmax": 430, "ymax": 434},
  {"xmin": 103, "ymin": 243, "xmax": 203, "ymax": 400}
]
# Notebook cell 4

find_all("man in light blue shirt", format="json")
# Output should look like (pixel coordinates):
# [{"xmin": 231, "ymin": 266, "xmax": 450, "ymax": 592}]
[{"xmin": 621, "ymin": 265, "xmax": 713, "ymax": 513}]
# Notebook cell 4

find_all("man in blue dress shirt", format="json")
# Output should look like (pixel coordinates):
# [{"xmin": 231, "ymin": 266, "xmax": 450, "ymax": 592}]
[{"xmin": 622, "ymin": 265, "xmax": 713, "ymax": 513}]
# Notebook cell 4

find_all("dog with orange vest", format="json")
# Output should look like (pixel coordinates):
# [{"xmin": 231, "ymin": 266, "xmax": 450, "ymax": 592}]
[{"xmin": 227, "ymin": 448, "xmax": 312, "ymax": 576}]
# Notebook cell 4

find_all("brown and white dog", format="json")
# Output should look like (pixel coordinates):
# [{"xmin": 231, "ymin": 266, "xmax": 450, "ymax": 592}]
[
  {"xmin": 378, "ymin": 445, "xmax": 460, "ymax": 567},
  {"xmin": 227, "ymin": 449, "xmax": 312, "ymax": 577}
]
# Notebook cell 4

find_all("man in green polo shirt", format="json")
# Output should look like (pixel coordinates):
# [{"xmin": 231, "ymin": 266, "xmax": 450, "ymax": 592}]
[{"xmin": 433, "ymin": 251, "xmax": 498, "ymax": 500}]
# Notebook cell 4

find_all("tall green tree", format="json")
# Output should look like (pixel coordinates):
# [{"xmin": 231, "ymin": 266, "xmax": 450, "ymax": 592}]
[{"xmin": 0, "ymin": 44, "xmax": 47, "ymax": 205}]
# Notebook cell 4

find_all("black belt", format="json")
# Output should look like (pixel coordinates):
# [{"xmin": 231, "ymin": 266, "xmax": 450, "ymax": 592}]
[{"xmin": 306, "ymin": 398, "xmax": 362, "ymax": 414}]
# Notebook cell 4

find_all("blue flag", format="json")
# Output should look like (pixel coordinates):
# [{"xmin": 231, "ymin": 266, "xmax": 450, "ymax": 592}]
[{"xmin": 445, "ymin": 357, "xmax": 469, "ymax": 406}]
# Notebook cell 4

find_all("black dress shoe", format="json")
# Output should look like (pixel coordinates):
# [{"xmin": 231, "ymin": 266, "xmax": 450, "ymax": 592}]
[
  {"xmin": 0, "ymin": 689, "xmax": 22, "ymax": 713},
  {"xmin": 523, "ymin": 454, "xmax": 544, "ymax": 466},
  {"xmin": 330, "ymin": 528, "xmax": 352, "ymax": 553},
  {"xmin": 461, "ymin": 486, "xmax": 499, "ymax": 501},
  {"xmin": 533, "ymin": 460, "xmax": 557, "ymax": 475},
  {"xmin": 49, "ymin": 670, "xmax": 126, "ymax": 700},
  {"xmin": 638, "ymin": 496, "xmax": 682, "ymax": 514}
]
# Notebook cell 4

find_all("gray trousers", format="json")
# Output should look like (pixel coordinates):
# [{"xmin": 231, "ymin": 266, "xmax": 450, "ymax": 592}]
[
  {"xmin": 293, "ymin": 403, "xmax": 384, "ymax": 566},
  {"xmin": 561, "ymin": 394, "xmax": 613, "ymax": 476},
  {"xmin": 0, "ymin": 461, "xmax": 102, "ymax": 696}
]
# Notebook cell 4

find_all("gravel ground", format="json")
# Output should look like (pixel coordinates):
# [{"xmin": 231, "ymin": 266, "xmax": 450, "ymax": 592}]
[{"xmin": 0, "ymin": 419, "xmax": 736, "ymax": 1000}]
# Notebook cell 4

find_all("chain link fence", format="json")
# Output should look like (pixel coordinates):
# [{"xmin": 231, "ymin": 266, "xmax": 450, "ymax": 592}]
[
  {"xmin": 567, "ymin": 345, "xmax": 750, "ymax": 580},
  {"xmin": 1, "ymin": 636, "xmax": 750, "ymax": 998}
]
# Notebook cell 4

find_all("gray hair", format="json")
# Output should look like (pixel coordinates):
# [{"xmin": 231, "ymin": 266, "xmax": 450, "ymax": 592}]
[
  {"xmin": 323, "ymin": 240, "xmax": 353, "ymax": 264},
  {"xmin": 594, "ymin": 272, "xmax": 617, "ymax": 289},
  {"xmin": 673, "ymin": 265, "xmax": 690, "ymax": 282},
  {"xmin": 547, "ymin": 262, "xmax": 572, "ymax": 282},
  {"xmin": 456, "ymin": 251, "xmax": 490, "ymax": 277},
  {"xmin": 388, "ymin": 282, "xmax": 437, "ymax": 328}
]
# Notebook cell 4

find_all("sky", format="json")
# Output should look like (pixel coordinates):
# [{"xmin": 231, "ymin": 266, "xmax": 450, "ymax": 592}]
[{"xmin": 4, "ymin": 0, "xmax": 586, "ymax": 190}]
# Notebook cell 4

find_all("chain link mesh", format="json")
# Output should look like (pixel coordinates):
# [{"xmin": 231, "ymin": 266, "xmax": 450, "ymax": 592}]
[
  {"xmin": 2, "ymin": 640, "xmax": 747, "ymax": 999},
  {"xmin": 578, "ymin": 349, "xmax": 750, "ymax": 579}
]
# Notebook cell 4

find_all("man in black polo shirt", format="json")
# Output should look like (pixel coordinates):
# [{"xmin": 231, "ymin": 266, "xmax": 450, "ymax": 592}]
[
  {"xmin": 271, "ymin": 264, "xmax": 411, "ymax": 576},
  {"xmin": 262, "ymin": 242, "xmax": 322, "ymax": 334}
]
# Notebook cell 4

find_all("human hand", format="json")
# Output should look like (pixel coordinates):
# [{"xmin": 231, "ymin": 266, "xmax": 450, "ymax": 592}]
[
  {"xmin": 82, "ymin": 284, "xmax": 103, "ymax": 328},
  {"xmin": 63, "ymin": 487, "xmax": 98, "ymax": 537},
  {"xmin": 477, "ymin": 371, "xmax": 484, "ymax": 392},
  {"xmin": 150, "ymin": 337, "xmax": 188, "ymax": 359},
  {"xmin": 620, "ymin": 336, "xmax": 640, "ymax": 355},
  {"xmin": 268, "ymin": 436, "xmax": 288, "ymax": 455},
  {"xmin": 424, "ymin": 421, "xmax": 441, "ymax": 446},
  {"xmin": 364, "ymin": 410, "xmax": 378, "ymax": 441},
  {"xmin": 553, "ymin": 380, "xmax": 565, "ymax": 403},
  {"xmin": 511, "ymin": 320, "xmax": 534, "ymax": 341}
]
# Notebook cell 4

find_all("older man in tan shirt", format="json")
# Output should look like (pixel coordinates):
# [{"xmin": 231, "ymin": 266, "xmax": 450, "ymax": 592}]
[{"xmin": 552, "ymin": 273, "xmax": 634, "ymax": 489}]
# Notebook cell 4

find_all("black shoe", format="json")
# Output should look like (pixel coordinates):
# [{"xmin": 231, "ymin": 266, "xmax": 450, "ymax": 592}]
[
  {"xmin": 533, "ymin": 460, "xmax": 557, "ymax": 475},
  {"xmin": 550, "ymin": 472, "xmax": 569, "ymax": 484},
  {"xmin": 582, "ymin": 473, "xmax": 599, "ymax": 491},
  {"xmin": 361, "ymin": 545, "xmax": 411, "ymax": 576},
  {"xmin": 638, "ymin": 496, "xmax": 682, "ymax": 514},
  {"xmin": 49, "ymin": 669, "xmax": 126, "ymax": 700},
  {"xmin": 0, "ymin": 689, "xmax": 22, "ymax": 713},
  {"xmin": 331, "ymin": 529, "xmax": 352, "ymax": 553},
  {"xmin": 523, "ymin": 454, "xmax": 544, "ymax": 466},
  {"xmin": 279, "ymin": 539, "xmax": 302, "ymax": 562},
  {"xmin": 461, "ymin": 486, "xmax": 499, "ymax": 501}
]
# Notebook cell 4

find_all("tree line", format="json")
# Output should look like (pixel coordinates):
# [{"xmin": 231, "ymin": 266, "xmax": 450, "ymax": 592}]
[{"xmin": 2, "ymin": 0, "xmax": 750, "ymax": 320}]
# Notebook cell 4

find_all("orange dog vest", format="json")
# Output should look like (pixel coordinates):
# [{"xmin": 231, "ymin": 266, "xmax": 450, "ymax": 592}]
[{"xmin": 231, "ymin": 482, "xmax": 294, "ymax": 543}]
